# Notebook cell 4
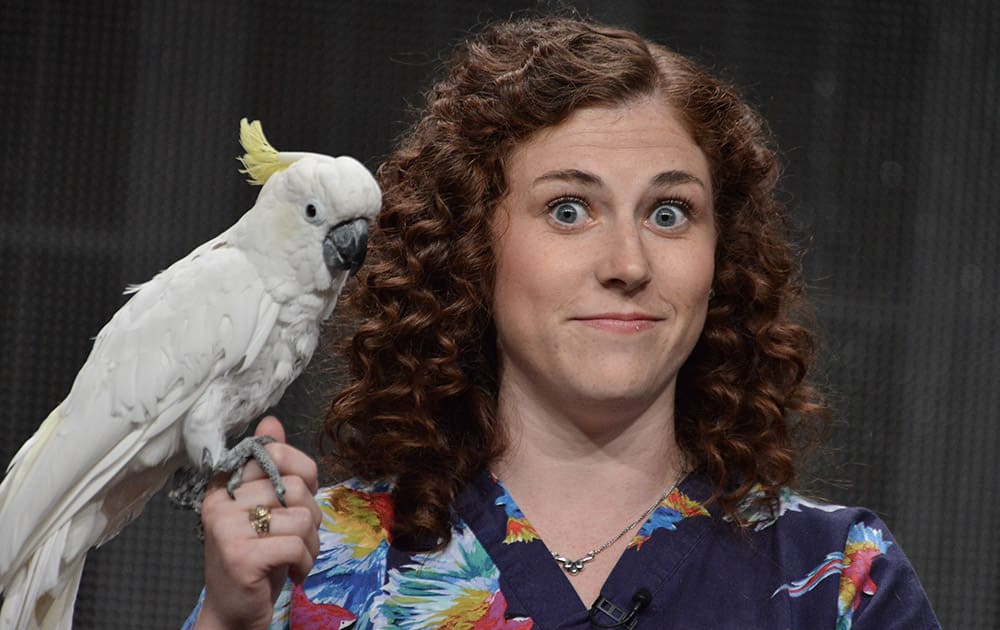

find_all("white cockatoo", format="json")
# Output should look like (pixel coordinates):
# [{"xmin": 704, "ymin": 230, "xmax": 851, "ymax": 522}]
[{"xmin": 0, "ymin": 119, "xmax": 381, "ymax": 629}]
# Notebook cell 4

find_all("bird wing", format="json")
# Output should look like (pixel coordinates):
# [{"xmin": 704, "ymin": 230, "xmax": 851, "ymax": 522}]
[{"xmin": 0, "ymin": 240, "xmax": 281, "ymax": 581}]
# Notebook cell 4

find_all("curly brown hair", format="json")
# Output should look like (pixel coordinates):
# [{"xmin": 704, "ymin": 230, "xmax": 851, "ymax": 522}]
[{"xmin": 321, "ymin": 15, "xmax": 827, "ymax": 549}]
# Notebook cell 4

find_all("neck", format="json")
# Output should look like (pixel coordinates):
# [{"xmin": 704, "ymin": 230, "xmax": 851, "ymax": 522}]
[
  {"xmin": 491, "ymin": 375, "xmax": 687, "ymax": 504},
  {"xmin": 490, "ymin": 376, "xmax": 688, "ymax": 609}
]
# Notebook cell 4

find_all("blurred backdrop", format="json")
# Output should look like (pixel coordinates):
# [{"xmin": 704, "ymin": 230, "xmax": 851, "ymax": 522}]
[{"xmin": 1, "ymin": 1, "xmax": 996, "ymax": 627}]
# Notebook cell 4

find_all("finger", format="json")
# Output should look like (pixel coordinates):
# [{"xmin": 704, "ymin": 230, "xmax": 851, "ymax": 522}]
[
  {"xmin": 224, "ymin": 442, "xmax": 319, "ymax": 495},
  {"xmin": 238, "ymin": 506, "xmax": 318, "ymax": 546},
  {"xmin": 215, "ymin": 475, "xmax": 318, "ymax": 515},
  {"xmin": 280, "ymin": 537, "xmax": 318, "ymax": 585},
  {"xmin": 203, "ymin": 417, "xmax": 291, "ymax": 492},
  {"xmin": 210, "ymin": 534, "xmax": 313, "ymax": 590},
  {"xmin": 204, "ymin": 476, "xmax": 316, "ymax": 529},
  {"xmin": 203, "ymin": 498, "xmax": 320, "ymax": 557},
  {"xmin": 255, "ymin": 415, "xmax": 286, "ymax": 443},
  {"xmin": 202, "ymin": 482, "xmax": 319, "ymax": 542}
]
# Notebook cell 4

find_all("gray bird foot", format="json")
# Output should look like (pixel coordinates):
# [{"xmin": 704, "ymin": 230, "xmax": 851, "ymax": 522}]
[
  {"xmin": 168, "ymin": 467, "xmax": 211, "ymax": 512},
  {"xmin": 214, "ymin": 435, "xmax": 287, "ymax": 507}
]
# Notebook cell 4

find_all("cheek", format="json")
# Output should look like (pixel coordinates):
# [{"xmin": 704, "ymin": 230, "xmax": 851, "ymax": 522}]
[
  {"xmin": 654, "ymin": 248, "xmax": 715, "ymax": 305},
  {"xmin": 691, "ymin": 233, "xmax": 717, "ymax": 292},
  {"xmin": 491, "ymin": 238, "xmax": 574, "ymax": 356},
  {"xmin": 491, "ymin": 244, "xmax": 532, "ymax": 335},
  {"xmin": 492, "ymin": 266, "xmax": 543, "ymax": 334},
  {"xmin": 493, "ymin": 229, "xmax": 561, "ymax": 302}
]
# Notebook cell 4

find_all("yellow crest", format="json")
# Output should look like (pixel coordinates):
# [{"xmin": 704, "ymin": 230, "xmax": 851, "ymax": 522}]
[{"xmin": 237, "ymin": 118, "xmax": 289, "ymax": 186}]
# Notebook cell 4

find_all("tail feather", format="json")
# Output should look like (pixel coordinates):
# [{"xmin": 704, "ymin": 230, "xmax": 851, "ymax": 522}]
[
  {"xmin": 0, "ymin": 522, "xmax": 84, "ymax": 630},
  {"xmin": 0, "ymin": 405, "xmax": 65, "ymax": 575}
]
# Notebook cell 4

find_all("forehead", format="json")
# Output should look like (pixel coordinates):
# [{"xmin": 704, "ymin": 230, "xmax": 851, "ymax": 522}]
[{"xmin": 505, "ymin": 98, "xmax": 711, "ymax": 190}]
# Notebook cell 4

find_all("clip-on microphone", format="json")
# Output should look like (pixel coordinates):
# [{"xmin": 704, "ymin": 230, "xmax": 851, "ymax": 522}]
[{"xmin": 588, "ymin": 588, "xmax": 652, "ymax": 629}]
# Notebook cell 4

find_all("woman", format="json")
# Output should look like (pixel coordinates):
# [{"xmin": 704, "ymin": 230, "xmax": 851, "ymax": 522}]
[{"xmin": 186, "ymin": 15, "xmax": 939, "ymax": 629}]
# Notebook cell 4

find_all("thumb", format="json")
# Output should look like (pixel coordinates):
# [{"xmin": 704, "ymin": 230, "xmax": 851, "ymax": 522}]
[{"xmin": 254, "ymin": 415, "xmax": 287, "ymax": 443}]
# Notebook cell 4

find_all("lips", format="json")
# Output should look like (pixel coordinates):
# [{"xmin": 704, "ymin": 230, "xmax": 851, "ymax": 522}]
[{"xmin": 574, "ymin": 312, "xmax": 661, "ymax": 332}]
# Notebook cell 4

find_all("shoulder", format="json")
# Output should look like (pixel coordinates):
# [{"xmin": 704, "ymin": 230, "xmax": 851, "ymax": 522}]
[
  {"xmin": 752, "ymin": 489, "xmax": 941, "ymax": 629},
  {"xmin": 738, "ymin": 488, "xmax": 910, "ymax": 574},
  {"xmin": 316, "ymin": 478, "xmax": 396, "ymax": 511},
  {"xmin": 314, "ymin": 478, "xmax": 396, "ymax": 549},
  {"xmin": 736, "ymin": 486, "xmax": 856, "ymax": 533}
]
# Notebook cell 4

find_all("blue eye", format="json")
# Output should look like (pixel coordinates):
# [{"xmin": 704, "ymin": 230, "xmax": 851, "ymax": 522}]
[
  {"xmin": 650, "ymin": 201, "xmax": 689, "ymax": 229},
  {"xmin": 549, "ymin": 199, "xmax": 587, "ymax": 225}
]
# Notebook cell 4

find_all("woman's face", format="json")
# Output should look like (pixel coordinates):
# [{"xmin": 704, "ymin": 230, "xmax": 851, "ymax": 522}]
[{"xmin": 491, "ymin": 97, "xmax": 716, "ymax": 421}]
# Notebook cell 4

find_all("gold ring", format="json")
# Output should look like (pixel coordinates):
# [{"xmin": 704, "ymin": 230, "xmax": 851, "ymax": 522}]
[{"xmin": 249, "ymin": 505, "xmax": 272, "ymax": 537}]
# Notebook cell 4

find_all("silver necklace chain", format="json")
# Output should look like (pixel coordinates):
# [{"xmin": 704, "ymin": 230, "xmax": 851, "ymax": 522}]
[{"xmin": 551, "ymin": 472, "xmax": 686, "ymax": 575}]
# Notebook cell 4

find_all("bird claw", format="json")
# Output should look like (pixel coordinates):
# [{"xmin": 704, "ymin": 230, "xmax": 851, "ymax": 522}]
[
  {"xmin": 215, "ymin": 435, "xmax": 287, "ymax": 507},
  {"xmin": 167, "ymin": 467, "xmax": 210, "ymax": 512}
]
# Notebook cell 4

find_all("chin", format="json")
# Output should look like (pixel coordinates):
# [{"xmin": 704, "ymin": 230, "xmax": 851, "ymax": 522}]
[{"xmin": 569, "ymin": 381, "xmax": 671, "ymax": 414}]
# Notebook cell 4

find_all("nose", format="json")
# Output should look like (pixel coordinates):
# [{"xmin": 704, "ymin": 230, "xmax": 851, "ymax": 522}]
[{"xmin": 595, "ymin": 220, "xmax": 651, "ymax": 293}]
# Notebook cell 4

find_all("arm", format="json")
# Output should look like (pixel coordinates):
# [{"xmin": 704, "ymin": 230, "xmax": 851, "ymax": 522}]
[{"xmin": 838, "ymin": 517, "xmax": 941, "ymax": 630}]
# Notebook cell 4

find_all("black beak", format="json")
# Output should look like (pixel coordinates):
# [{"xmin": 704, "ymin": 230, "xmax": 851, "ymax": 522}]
[{"xmin": 323, "ymin": 218, "xmax": 369, "ymax": 277}]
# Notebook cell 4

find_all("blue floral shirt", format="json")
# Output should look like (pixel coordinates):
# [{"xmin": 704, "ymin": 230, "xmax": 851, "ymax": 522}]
[{"xmin": 184, "ymin": 471, "xmax": 939, "ymax": 629}]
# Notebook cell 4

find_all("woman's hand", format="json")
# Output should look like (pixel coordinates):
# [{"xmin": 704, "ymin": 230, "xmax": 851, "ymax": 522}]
[{"xmin": 194, "ymin": 416, "xmax": 322, "ymax": 630}]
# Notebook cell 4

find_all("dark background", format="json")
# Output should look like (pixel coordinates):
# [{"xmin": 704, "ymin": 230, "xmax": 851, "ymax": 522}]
[{"xmin": 1, "ymin": 1, "xmax": 996, "ymax": 627}]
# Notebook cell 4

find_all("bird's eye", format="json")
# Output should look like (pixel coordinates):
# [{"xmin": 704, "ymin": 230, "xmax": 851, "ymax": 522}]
[
  {"xmin": 305, "ymin": 204, "xmax": 318, "ymax": 219},
  {"xmin": 649, "ymin": 201, "xmax": 690, "ymax": 230}
]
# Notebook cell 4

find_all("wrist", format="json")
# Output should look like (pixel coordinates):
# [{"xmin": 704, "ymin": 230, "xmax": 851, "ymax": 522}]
[{"xmin": 192, "ymin": 597, "xmax": 267, "ymax": 630}]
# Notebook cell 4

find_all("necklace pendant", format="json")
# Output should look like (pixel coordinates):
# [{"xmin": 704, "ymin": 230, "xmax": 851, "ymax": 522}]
[
  {"xmin": 547, "ymin": 471, "xmax": 688, "ymax": 578},
  {"xmin": 553, "ymin": 552, "xmax": 594, "ymax": 575}
]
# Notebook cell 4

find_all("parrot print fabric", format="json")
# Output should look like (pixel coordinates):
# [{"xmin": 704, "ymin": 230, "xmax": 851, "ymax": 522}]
[
  {"xmin": 185, "ymin": 471, "xmax": 939, "ymax": 629},
  {"xmin": 771, "ymin": 522, "xmax": 895, "ymax": 630},
  {"xmin": 627, "ymin": 485, "xmax": 710, "ymax": 549}
]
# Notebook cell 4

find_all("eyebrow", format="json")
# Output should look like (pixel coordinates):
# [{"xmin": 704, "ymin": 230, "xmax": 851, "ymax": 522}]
[
  {"xmin": 532, "ymin": 168, "xmax": 707, "ymax": 190},
  {"xmin": 651, "ymin": 170, "xmax": 707, "ymax": 190},
  {"xmin": 532, "ymin": 168, "xmax": 602, "ymax": 186}
]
